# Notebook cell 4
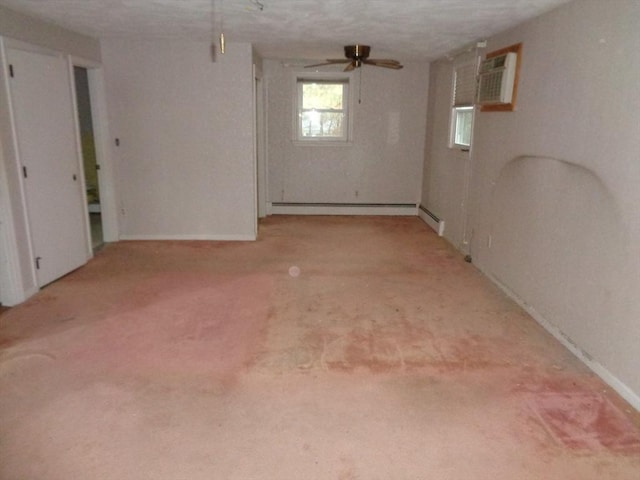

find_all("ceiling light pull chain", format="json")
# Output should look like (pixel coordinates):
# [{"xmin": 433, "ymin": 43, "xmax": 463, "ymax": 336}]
[
  {"xmin": 211, "ymin": 0, "xmax": 225, "ymax": 58},
  {"xmin": 219, "ymin": 0, "xmax": 225, "ymax": 54},
  {"xmin": 210, "ymin": 0, "xmax": 218, "ymax": 62}
]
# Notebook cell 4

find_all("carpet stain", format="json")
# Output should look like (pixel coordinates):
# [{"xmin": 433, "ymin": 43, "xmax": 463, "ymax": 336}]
[
  {"xmin": 66, "ymin": 272, "xmax": 273, "ymax": 378},
  {"xmin": 0, "ymin": 335, "xmax": 17, "ymax": 349},
  {"xmin": 277, "ymin": 320, "xmax": 518, "ymax": 374},
  {"xmin": 528, "ymin": 391, "xmax": 640, "ymax": 454}
]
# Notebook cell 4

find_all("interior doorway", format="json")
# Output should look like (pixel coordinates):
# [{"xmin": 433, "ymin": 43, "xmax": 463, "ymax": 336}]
[{"xmin": 73, "ymin": 66, "xmax": 103, "ymax": 250}]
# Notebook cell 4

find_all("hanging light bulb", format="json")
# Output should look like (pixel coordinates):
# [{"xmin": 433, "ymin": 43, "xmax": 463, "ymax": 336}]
[{"xmin": 219, "ymin": 0, "xmax": 226, "ymax": 54}]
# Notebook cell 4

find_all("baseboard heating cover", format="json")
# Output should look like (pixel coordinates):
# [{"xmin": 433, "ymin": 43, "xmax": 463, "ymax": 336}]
[
  {"xmin": 269, "ymin": 202, "xmax": 418, "ymax": 216},
  {"xmin": 418, "ymin": 205, "xmax": 445, "ymax": 236}
]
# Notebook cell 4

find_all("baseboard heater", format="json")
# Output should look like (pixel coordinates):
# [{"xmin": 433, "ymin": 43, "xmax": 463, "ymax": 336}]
[
  {"xmin": 418, "ymin": 204, "xmax": 445, "ymax": 236},
  {"xmin": 270, "ymin": 202, "xmax": 418, "ymax": 216}
]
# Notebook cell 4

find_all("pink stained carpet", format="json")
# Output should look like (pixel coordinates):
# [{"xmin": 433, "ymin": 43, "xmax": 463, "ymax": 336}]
[{"xmin": 0, "ymin": 215, "xmax": 638, "ymax": 479}]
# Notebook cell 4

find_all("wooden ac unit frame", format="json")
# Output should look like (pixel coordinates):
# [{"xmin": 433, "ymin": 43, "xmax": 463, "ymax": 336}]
[{"xmin": 480, "ymin": 43, "xmax": 522, "ymax": 112}]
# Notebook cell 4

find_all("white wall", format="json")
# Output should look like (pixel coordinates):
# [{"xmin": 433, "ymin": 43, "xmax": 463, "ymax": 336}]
[
  {"xmin": 421, "ymin": 55, "xmax": 475, "ymax": 250},
  {"xmin": 0, "ymin": 6, "xmax": 101, "ymax": 62},
  {"xmin": 101, "ymin": 40, "xmax": 257, "ymax": 240},
  {"xmin": 422, "ymin": 0, "xmax": 640, "ymax": 405},
  {"xmin": 0, "ymin": 7, "xmax": 101, "ymax": 305},
  {"xmin": 266, "ymin": 60, "xmax": 429, "ymax": 208}
]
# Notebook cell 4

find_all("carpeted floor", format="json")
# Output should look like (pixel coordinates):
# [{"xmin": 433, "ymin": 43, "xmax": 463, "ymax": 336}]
[{"xmin": 0, "ymin": 216, "xmax": 638, "ymax": 479}]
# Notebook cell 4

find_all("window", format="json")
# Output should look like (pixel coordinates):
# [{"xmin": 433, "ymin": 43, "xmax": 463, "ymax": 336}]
[
  {"xmin": 452, "ymin": 106, "xmax": 473, "ymax": 147},
  {"xmin": 450, "ymin": 62, "xmax": 476, "ymax": 149},
  {"xmin": 296, "ymin": 77, "xmax": 350, "ymax": 143}
]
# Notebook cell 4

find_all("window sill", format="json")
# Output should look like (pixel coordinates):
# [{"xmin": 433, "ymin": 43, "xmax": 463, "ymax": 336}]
[
  {"xmin": 449, "ymin": 144, "xmax": 471, "ymax": 152},
  {"xmin": 293, "ymin": 140, "xmax": 353, "ymax": 147}
]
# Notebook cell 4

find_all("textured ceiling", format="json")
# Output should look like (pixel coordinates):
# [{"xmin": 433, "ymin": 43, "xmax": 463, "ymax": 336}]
[{"xmin": 0, "ymin": 0, "xmax": 572, "ymax": 61}]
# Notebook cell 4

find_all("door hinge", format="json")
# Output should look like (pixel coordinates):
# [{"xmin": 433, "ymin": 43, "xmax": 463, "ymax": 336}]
[
  {"xmin": 35, "ymin": 256, "xmax": 41, "ymax": 270},
  {"xmin": 22, "ymin": 166, "xmax": 27, "ymax": 178},
  {"xmin": 9, "ymin": 64, "xmax": 14, "ymax": 78}
]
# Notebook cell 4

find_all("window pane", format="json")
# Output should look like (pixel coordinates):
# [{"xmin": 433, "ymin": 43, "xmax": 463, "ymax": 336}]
[
  {"xmin": 302, "ymin": 83, "xmax": 344, "ymax": 110},
  {"xmin": 301, "ymin": 110, "xmax": 344, "ymax": 137},
  {"xmin": 454, "ymin": 108, "xmax": 473, "ymax": 146}
]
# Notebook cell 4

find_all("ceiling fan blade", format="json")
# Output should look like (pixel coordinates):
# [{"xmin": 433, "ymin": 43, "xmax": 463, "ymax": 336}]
[
  {"xmin": 363, "ymin": 59, "xmax": 404, "ymax": 69},
  {"xmin": 305, "ymin": 59, "xmax": 350, "ymax": 68},
  {"xmin": 366, "ymin": 58, "xmax": 401, "ymax": 65},
  {"xmin": 376, "ymin": 63, "xmax": 404, "ymax": 70},
  {"xmin": 308, "ymin": 47, "xmax": 403, "ymax": 71},
  {"xmin": 344, "ymin": 61, "xmax": 357, "ymax": 72}
]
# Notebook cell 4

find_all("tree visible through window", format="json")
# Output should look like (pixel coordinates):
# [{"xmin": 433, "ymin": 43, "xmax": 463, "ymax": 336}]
[{"xmin": 297, "ymin": 79, "xmax": 349, "ymax": 141}]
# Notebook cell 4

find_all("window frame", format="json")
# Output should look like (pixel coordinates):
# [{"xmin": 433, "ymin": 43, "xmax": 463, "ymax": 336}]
[
  {"xmin": 450, "ymin": 105, "xmax": 474, "ymax": 149},
  {"xmin": 293, "ymin": 72, "xmax": 353, "ymax": 146}
]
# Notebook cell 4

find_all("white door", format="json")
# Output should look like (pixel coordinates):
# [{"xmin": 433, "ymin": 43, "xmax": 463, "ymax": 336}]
[{"xmin": 7, "ymin": 47, "xmax": 88, "ymax": 287}]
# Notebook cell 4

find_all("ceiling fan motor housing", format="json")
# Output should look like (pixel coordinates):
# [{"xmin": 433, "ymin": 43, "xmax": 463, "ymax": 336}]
[{"xmin": 345, "ymin": 45, "xmax": 370, "ymax": 60}]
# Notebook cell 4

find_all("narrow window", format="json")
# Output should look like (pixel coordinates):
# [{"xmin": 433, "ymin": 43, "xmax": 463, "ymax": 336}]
[
  {"xmin": 297, "ymin": 78, "xmax": 349, "ymax": 143},
  {"xmin": 453, "ymin": 106, "xmax": 473, "ymax": 147},
  {"xmin": 450, "ymin": 62, "xmax": 476, "ymax": 149}
]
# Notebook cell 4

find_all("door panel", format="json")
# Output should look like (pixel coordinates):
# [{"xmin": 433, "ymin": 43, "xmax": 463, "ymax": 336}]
[{"xmin": 7, "ymin": 47, "xmax": 88, "ymax": 286}]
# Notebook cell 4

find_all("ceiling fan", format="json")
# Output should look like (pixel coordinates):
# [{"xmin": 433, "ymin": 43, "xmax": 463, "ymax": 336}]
[{"xmin": 305, "ymin": 45, "xmax": 403, "ymax": 71}]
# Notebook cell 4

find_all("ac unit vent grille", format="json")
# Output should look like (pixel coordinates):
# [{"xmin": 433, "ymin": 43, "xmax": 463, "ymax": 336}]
[{"xmin": 477, "ymin": 52, "xmax": 517, "ymax": 105}]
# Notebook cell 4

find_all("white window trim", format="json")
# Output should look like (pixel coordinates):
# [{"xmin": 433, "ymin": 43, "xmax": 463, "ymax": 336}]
[
  {"xmin": 449, "ymin": 105, "xmax": 474, "ymax": 149},
  {"xmin": 292, "ymin": 71, "xmax": 354, "ymax": 146}
]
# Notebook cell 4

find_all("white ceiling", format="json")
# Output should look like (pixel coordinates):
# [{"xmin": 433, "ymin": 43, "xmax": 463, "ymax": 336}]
[{"xmin": 0, "ymin": 0, "xmax": 572, "ymax": 61}]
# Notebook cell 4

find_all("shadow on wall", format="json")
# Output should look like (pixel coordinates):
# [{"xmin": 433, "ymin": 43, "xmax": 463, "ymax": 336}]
[{"xmin": 487, "ymin": 156, "xmax": 636, "ymax": 377}]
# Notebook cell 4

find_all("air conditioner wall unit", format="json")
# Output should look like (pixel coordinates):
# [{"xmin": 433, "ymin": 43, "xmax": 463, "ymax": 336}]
[{"xmin": 476, "ymin": 52, "xmax": 517, "ymax": 105}]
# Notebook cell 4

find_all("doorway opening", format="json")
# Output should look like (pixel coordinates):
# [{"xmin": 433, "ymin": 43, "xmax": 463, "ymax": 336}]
[{"xmin": 74, "ymin": 66, "xmax": 103, "ymax": 251}]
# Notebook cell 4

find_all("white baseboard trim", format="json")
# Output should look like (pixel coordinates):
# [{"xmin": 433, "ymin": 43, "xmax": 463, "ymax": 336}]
[
  {"xmin": 418, "ymin": 205, "xmax": 445, "ymax": 236},
  {"xmin": 119, "ymin": 234, "xmax": 256, "ymax": 241},
  {"xmin": 487, "ymin": 272, "xmax": 640, "ymax": 412},
  {"xmin": 269, "ymin": 203, "xmax": 418, "ymax": 216}
]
